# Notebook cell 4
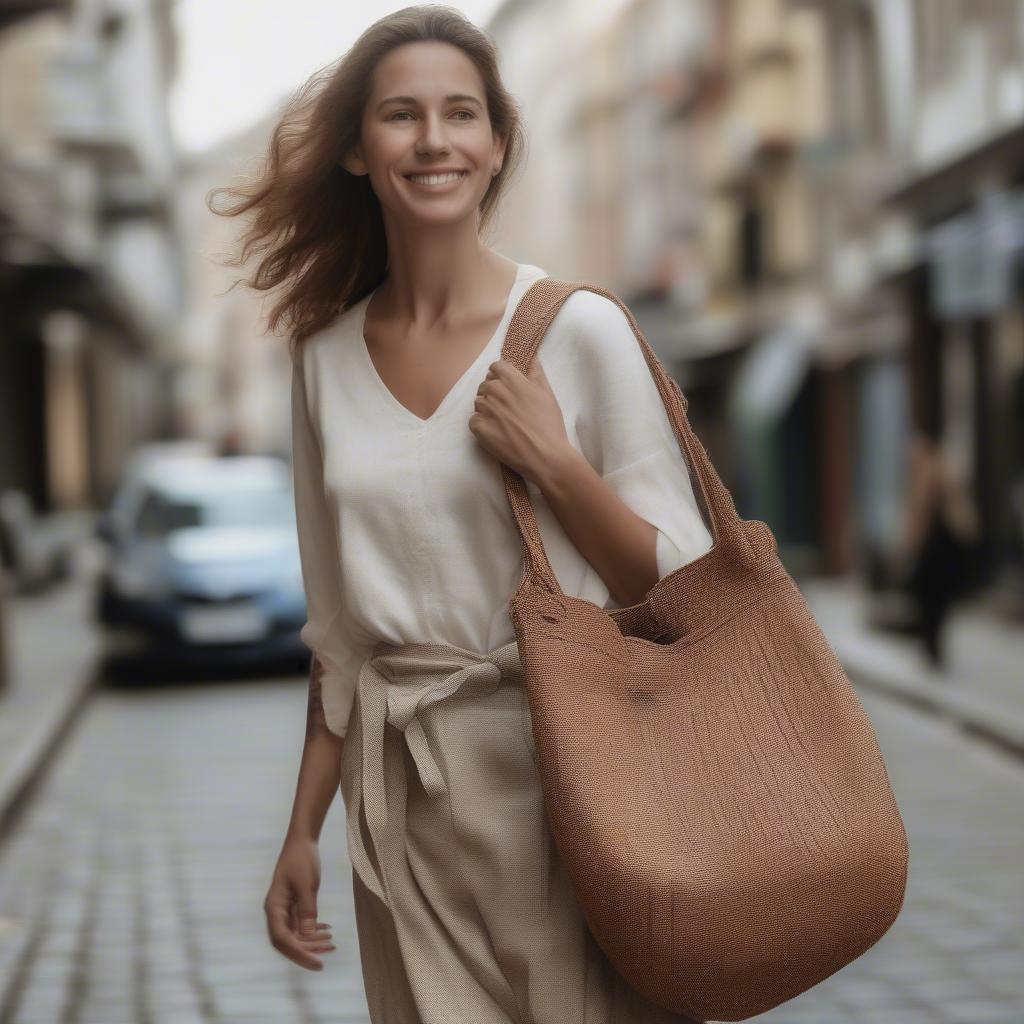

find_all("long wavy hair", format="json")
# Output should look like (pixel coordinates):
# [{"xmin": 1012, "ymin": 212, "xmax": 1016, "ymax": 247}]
[{"xmin": 206, "ymin": 4, "xmax": 527, "ymax": 354}]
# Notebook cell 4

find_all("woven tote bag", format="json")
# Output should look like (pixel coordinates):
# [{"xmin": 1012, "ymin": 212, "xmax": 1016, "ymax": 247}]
[{"xmin": 498, "ymin": 278, "xmax": 910, "ymax": 1023}]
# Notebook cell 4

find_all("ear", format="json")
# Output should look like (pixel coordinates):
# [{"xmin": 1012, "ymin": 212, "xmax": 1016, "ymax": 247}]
[
  {"xmin": 492, "ymin": 130, "xmax": 508, "ymax": 174},
  {"xmin": 341, "ymin": 144, "xmax": 367, "ymax": 176}
]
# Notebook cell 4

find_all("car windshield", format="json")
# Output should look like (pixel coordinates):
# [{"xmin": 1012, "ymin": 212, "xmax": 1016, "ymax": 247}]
[{"xmin": 136, "ymin": 484, "xmax": 295, "ymax": 537}]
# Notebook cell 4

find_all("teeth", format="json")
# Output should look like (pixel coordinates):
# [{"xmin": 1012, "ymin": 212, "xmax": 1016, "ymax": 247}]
[{"xmin": 407, "ymin": 171, "xmax": 466, "ymax": 185}]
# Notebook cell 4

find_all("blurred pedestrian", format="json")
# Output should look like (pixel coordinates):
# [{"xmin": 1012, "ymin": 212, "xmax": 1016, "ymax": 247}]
[{"xmin": 899, "ymin": 433, "xmax": 980, "ymax": 672}]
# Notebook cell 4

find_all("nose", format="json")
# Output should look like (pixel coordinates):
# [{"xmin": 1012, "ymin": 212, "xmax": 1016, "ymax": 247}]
[{"xmin": 414, "ymin": 111, "xmax": 451, "ymax": 157}]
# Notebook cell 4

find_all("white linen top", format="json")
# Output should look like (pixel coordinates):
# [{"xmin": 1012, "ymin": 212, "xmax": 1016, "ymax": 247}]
[{"xmin": 290, "ymin": 261, "xmax": 714, "ymax": 738}]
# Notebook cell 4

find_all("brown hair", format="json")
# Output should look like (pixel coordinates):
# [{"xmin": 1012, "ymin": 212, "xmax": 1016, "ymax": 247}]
[{"xmin": 206, "ymin": 4, "xmax": 526, "ymax": 354}]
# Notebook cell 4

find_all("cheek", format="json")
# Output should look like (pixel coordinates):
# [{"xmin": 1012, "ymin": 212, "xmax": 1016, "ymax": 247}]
[
  {"xmin": 361, "ymin": 132, "xmax": 401, "ymax": 173},
  {"xmin": 469, "ymin": 129, "xmax": 498, "ymax": 162}
]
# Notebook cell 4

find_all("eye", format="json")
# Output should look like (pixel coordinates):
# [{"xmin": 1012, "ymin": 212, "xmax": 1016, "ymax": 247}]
[{"xmin": 387, "ymin": 110, "xmax": 475, "ymax": 121}]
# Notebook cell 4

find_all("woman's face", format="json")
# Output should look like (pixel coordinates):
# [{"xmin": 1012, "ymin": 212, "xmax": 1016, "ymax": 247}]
[{"xmin": 344, "ymin": 40, "xmax": 506, "ymax": 227}]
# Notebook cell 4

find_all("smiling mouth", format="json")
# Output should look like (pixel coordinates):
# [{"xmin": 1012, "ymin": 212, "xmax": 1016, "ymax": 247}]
[{"xmin": 403, "ymin": 170, "xmax": 470, "ymax": 186}]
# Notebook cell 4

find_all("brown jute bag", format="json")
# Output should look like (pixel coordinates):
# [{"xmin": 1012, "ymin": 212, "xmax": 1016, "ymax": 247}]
[{"xmin": 498, "ymin": 278, "xmax": 910, "ymax": 1023}]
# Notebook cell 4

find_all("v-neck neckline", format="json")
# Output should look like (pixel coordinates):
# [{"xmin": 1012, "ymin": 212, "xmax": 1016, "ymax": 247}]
[{"xmin": 358, "ymin": 263, "xmax": 532, "ymax": 429}]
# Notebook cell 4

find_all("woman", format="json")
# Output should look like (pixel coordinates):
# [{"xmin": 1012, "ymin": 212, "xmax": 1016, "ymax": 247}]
[{"xmin": 210, "ymin": 6, "xmax": 711, "ymax": 1021}]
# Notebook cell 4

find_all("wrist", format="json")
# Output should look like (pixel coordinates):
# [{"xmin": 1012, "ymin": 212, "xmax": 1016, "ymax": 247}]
[
  {"xmin": 286, "ymin": 821, "xmax": 321, "ymax": 844},
  {"xmin": 533, "ymin": 444, "xmax": 588, "ymax": 501}
]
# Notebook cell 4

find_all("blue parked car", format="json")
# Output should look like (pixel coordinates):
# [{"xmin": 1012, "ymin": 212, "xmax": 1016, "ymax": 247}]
[{"xmin": 95, "ymin": 453, "xmax": 309, "ymax": 673}]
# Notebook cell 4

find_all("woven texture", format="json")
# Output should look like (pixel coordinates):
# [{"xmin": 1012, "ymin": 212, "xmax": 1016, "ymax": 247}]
[{"xmin": 499, "ymin": 279, "xmax": 910, "ymax": 1022}]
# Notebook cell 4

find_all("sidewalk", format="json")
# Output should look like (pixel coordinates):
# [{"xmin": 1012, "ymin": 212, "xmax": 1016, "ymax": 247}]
[
  {"xmin": 0, "ymin": 527, "xmax": 102, "ymax": 838},
  {"xmin": 799, "ymin": 575, "xmax": 1024, "ymax": 759}
]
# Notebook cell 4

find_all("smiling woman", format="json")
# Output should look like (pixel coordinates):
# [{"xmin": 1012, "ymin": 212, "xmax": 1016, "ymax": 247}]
[
  {"xmin": 206, "ymin": 6, "xmax": 707, "ymax": 1023},
  {"xmin": 205, "ymin": 9, "xmax": 526, "ymax": 348}
]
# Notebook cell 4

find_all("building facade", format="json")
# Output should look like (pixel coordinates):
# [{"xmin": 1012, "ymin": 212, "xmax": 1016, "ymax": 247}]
[{"xmin": 0, "ymin": 0, "xmax": 184, "ymax": 512}]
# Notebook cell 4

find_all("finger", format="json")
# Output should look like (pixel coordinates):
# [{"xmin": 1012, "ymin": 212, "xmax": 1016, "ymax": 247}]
[
  {"xmin": 269, "ymin": 926, "xmax": 324, "ymax": 969},
  {"xmin": 489, "ymin": 359, "xmax": 517, "ymax": 380},
  {"xmin": 296, "ymin": 890, "xmax": 320, "ymax": 939},
  {"xmin": 266, "ymin": 895, "xmax": 330, "ymax": 945},
  {"xmin": 275, "ymin": 892, "xmax": 332, "ymax": 939},
  {"xmin": 267, "ymin": 906, "xmax": 326, "ymax": 970},
  {"xmin": 296, "ymin": 924, "xmax": 334, "ymax": 945},
  {"xmin": 269, "ymin": 903, "xmax": 333, "ymax": 947}
]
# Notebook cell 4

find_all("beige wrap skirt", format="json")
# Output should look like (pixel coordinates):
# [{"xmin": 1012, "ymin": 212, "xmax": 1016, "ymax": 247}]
[{"xmin": 338, "ymin": 637, "xmax": 704, "ymax": 1024}]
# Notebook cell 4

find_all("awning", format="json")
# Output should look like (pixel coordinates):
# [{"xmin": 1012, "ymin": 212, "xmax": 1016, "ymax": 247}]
[{"xmin": 885, "ymin": 121, "xmax": 1024, "ymax": 223}]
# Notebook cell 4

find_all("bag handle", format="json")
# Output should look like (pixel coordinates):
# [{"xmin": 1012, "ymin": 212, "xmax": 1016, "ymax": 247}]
[{"xmin": 499, "ymin": 277, "xmax": 748, "ymax": 598}]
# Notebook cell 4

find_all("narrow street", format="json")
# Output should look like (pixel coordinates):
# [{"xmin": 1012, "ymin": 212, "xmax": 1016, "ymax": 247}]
[
  {"xmin": 0, "ymin": 658, "xmax": 1021, "ymax": 1023},
  {"xmin": 2, "ymin": 1, "xmax": 1023, "ymax": 1023}
]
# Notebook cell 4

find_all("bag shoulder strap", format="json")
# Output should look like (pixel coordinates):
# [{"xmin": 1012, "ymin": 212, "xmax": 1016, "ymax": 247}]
[{"xmin": 499, "ymin": 276, "xmax": 746, "ymax": 597}]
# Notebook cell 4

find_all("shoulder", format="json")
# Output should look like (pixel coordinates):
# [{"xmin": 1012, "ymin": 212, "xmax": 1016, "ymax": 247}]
[
  {"xmin": 292, "ymin": 301, "xmax": 367, "ymax": 419},
  {"xmin": 544, "ymin": 285, "xmax": 640, "ymax": 372},
  {"xmin": 550, "ymin": 286, "xmax": 633, "ymax": 334},
  {"xmin": 298, "ymin": 297, "xmax": 367, "ymax": 362}
]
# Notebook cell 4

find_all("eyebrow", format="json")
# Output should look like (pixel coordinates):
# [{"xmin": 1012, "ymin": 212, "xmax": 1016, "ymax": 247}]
[{"xmin": 377, "ymin": 93, "xmax": 483, "ymax": 111}]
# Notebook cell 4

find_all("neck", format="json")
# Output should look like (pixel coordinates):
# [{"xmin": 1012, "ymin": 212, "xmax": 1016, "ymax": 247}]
[{"xmin": 375, "ymin": 220, "xmax": 514, "ymax": 328}]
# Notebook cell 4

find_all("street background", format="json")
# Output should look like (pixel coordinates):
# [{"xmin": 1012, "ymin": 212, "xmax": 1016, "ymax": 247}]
[{"xmin": 1, "ymin": 1, "xmax": 1023, "ymax": 1022}]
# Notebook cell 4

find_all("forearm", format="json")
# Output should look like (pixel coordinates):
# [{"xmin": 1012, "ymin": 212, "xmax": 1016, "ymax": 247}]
[
  {"xmin": 534, "ymin": 446, "xmax": 660, "ymax": 606},
  {"xmin": 286, "ymin": 656, "xmax": 344, "ymax": 842}
]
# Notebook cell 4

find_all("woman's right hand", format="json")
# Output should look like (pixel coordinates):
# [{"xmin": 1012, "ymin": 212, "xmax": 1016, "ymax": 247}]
[{"xmin": 264, "ymin": 833, "xmax": 336, "ymax": 970}]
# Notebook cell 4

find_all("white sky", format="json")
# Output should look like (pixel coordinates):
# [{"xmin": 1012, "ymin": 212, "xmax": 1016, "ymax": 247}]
[
  {"xmin": 169, "ymin": 0, "xmax": 637, "ymax": 156},
  {"xmin": 169, "ymin": 1, "xmax": 507, "ymax": 155}
]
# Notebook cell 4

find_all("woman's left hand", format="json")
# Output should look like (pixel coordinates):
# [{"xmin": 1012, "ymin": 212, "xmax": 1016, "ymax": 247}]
[{"xmin": 469, "ymin": 359, "xmax": 572, "ymax": 486}]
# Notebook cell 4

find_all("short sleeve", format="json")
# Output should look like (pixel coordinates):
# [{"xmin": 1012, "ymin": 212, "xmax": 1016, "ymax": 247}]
[
  {"xmin": 291, "ymin": 348, "xmax": 361, "ymax": 738},
  {"xmin": 563, "ymin": 290, "xmax": 714, "ymax": 581}
]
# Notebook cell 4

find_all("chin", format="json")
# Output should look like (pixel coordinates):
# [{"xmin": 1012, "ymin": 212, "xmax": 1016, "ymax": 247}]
[{"xmin": 403, "ymin": 204, "xmax": 479, "ymax": 225}]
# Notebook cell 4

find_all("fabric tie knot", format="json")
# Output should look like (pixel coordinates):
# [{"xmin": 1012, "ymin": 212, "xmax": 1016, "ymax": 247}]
[
  {"xmin": 342, "ymin": 639, "xmax": 524, "ymax": 910},
  {"xmin": 385, "ymin": 657, "xmax": 506, "ymax": 798}
]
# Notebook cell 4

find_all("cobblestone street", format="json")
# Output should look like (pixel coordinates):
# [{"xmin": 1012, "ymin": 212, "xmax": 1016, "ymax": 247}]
[
  {"xmin": 759, "ymin": 689, "xmax": 1024, "ymax": 1024},
  {"xmin": 0, "ymin": 669, "xmax": 1021, "ymax": 1023},
  {"xmin": 0, "ymin": 673, "xmax": 369, "ymax": 1024}
]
